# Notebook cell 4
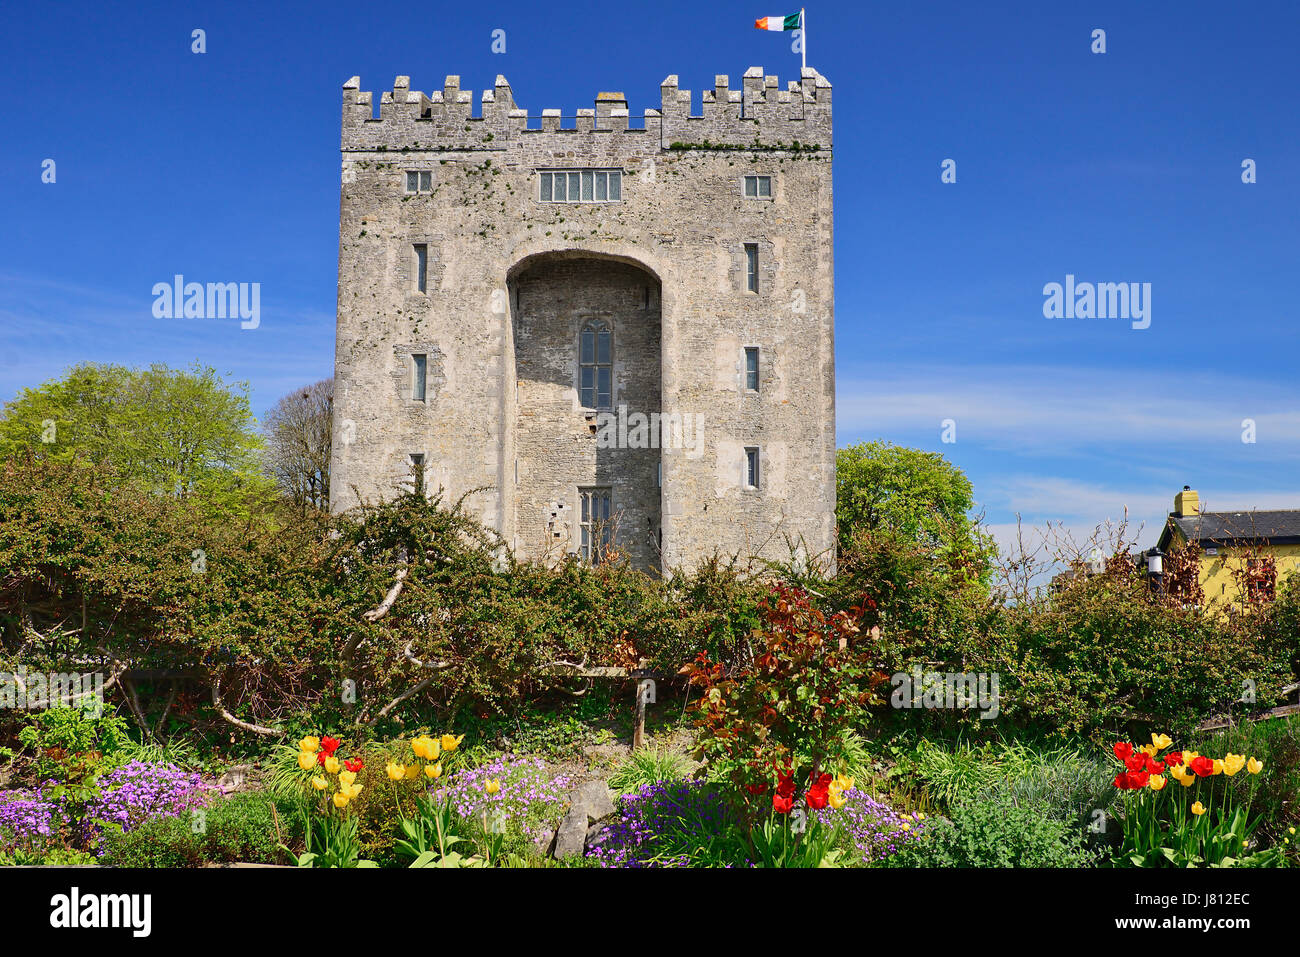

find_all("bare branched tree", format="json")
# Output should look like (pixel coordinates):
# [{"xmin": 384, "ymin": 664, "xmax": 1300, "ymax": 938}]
[{"xmin": 262, "ymin": 378, "xmax": 333, "ymax": 511}]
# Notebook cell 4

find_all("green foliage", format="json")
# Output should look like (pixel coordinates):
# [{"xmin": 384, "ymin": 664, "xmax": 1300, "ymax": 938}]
[
  {"xmin": 96, "ymin": 791, "xmax": 303, "ymax": 867},
  {"xmin": 288, "ymin": 813, "xmax": 377, "ymax": 868},
  {"xmin": 97, "ymin": 816, "xmax": 206, "ymax": 868},
  {"xmin": 888, "ymin": 794, "xmax": 1099, "ymax": 868},
  {"xmin": 688, "ymin": 584, "xmax": 885, "ymax": 803},
  {"xmin": 396, "ymin": 792, "xmax": 490, "ymax": 868},
  {"xmin": 1187, "ymin": 718, "xmax": 1300, "ymax": 851},
  {"xmin": 835, "ymin": 442, "xmax": 993, "ymax": 571},
  {"xmin": 992, "ymin": 560, "xmax": 1296, "ymax": 736},
  {"xmin": 202, "ymin": 792, "xmax": 299, "ymax": 863},
  {"xmin": 607, "ymin": 748, "xmax": 688, "ymax": 794},
  {"xmin": 749, "ymin": 811, "xmax": 843, "ymax": 868},
  {"xmin": 17, "ymin": 708, "xmax": 132, "ymax": 787},
  {"xmin": 885, "ymin": 735, "xmax": 1116, "ymax": 834},
  {"xmin": 0, "ymin": 361, "xmax": 273, "ymax": 517}
]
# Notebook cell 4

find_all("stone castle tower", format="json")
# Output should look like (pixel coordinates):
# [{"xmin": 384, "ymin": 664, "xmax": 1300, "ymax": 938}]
[{"xmin": 329, "ymin": 66, "xmax": 836, "ymax": 572}]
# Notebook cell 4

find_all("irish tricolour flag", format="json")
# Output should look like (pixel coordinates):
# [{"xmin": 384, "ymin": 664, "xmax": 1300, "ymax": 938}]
[{"xmin": 754, "ymin": 12, "xmax": 802, "ymax": 31}]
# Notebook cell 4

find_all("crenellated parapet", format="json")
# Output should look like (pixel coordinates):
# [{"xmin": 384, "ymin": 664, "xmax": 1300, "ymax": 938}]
[{"xmin": 340, "ymin": 66, "xmax": 831, "ymax": 152}]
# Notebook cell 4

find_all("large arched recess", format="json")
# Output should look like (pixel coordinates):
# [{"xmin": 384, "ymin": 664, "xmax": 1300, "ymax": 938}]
[{"xmin": 504, "ymin": 249, "xmax": 663, "ymax": 570}]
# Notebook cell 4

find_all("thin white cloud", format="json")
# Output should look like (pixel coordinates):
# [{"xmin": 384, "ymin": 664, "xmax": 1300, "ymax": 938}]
[{"xmin": 837, "ymin": 364, "xmax": 1300, "ymax": 452}]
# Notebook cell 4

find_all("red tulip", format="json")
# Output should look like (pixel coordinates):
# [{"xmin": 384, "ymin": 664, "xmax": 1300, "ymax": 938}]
[
  {"xmin": 1113, "ymin": 774, "xmax": 1129, "ymax": 789},
  {"xmin": 1124, "ymin": 754, "xmax": 1146, "ymax": 772},
  {"xmin": 1126, "ymin": 771, "xmax": 1150, "ymax": 789},
  {"xmin": 776, "ymin": 771, "xmax": 796, "ymax": 798},
  {"xmin": 773, "ymin": 792, "xmax": 793, "ymax": 814},
  {"xmin": 1165, "ymin": 751, "xmax": 1183, "ymax": 767},
  {"xmin": 1113, "ymin": 742, "xmax": 1133, "ymax": 761},
  {"xmin": 344, "ymin": 758, "xmax": 364, "ymax": 773},
  {"xmin": 1191, "ymin": 756, "xmax": 1214, "ymax": 777},
  {"xmin": 320, "ymin": 736, "xmax": 341, "ymax": 756}
]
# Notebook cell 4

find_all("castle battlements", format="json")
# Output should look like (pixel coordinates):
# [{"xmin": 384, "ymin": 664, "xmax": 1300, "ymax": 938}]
[{"xmin": 341, "ymin": 67, "xmax": 831, "ymax": 152}]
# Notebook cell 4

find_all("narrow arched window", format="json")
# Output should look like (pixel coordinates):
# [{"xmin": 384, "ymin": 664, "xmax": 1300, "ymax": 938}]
[{"xmin": 579, "ymin": 320, "xmax": 612, "ymax": 410}]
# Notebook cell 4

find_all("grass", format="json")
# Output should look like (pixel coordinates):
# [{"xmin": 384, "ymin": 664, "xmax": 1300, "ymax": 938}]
[{"xmin": 607, "ymin": 747, "xmax": 689, "ymax": 794}]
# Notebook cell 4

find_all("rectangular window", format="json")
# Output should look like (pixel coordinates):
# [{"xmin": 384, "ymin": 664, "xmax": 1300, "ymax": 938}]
[
  {"xmin": 414, "ymin": 244, "xmax": 427, "ymax": 293},
  {"xmin": 409, "ymin": 453, "xmax": 425, "ymax": 495},
  {"xmin": 580, "ymin": 321, "xmax": 613, "ymax": 410},
  {"xmin": 579, "ymin": 487, "xmax": 613, "ymax": 564},
  {"xmin": 744, "ymin": 175, "xmax": 772, "ymax": 198},
  {"xmin": 744, "ymin": 347, "xmax": 760, "ymax": 391},
  {"xmin": 744, "ymin": 244, "xmax": 759, "ymax": 293},
  {"xmin": 539, "ymin": 169, "xmax": 622, "ymax": 203},
  {"xmin": 412, "ymin": 354, "xmax": 427, "ymax": 401},
  {"xmin": 406, "ymin": 170, "xmax": 432, "ymax": 193},
  {"xmin": 745, "ymin": 447, "xmax": 760, "ymax": 489}
]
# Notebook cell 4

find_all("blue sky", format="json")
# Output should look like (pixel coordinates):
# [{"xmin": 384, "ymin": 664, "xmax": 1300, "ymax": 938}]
[{"xmin": 2, "ymin": 0, "xmax": 1297, "ymax": 553}]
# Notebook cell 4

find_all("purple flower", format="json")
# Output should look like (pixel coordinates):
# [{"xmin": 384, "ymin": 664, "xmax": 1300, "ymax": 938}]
[
  {"xmin": 83, "ymin": 761, "xmax": 213, "ymax": 849},
  {"xmin": 432, "ymin": 755, "xmax": 571, "ymax": 840}
]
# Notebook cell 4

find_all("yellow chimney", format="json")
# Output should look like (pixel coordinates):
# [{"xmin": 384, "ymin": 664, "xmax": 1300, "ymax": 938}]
[{"xmin": 1174, "ymin": 486, "xmax": 1199, "ymax": 518}]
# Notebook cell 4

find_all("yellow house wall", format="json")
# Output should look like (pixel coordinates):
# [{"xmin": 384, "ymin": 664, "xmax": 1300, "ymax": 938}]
[{"xmin": 1195, "ymin": 542, "xmax": 1300, "ymax": 609}]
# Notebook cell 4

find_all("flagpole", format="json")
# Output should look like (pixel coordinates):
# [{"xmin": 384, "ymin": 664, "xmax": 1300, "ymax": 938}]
[{"xmin": 801, "ymin": 7, "xmax": 807, "ymax": 73}]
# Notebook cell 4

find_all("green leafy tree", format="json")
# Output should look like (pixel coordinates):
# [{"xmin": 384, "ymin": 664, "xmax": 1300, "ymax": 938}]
[
  {"xmin": 0, "ymin": 361, "xmax": 273, "ymax": 515},
  {"xmin": 836, "ymin": 441, "xmax": 994, "ymax": 580}
]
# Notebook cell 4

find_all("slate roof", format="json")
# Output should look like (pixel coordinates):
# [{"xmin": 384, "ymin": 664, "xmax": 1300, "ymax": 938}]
[{"xmin": 1161, "ymin": 510, "xmax": 1300, "ymax": 547}]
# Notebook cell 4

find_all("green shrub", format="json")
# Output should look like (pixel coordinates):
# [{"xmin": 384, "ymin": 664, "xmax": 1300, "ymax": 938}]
[
  {"xmin": 96, "ymin": 792, "xmax": 303, "ymax": 866},
  {"xmin": 888, "ymin": 795, "xmax": 1099, "ymax": 868},
  {"xmin": 202, "ymin": 792, "xmax": 298, "ymax": 863},
  {"xmin": 97, "ymin": 816, "xmax": 205, "ymax": 868},
  {"xmin": 17, "ymin": 708, "xmax": 133, "ymax": 784},
  {"xmin": 608, "ymin": 748, "xmax": 688, "ymax": 794}
]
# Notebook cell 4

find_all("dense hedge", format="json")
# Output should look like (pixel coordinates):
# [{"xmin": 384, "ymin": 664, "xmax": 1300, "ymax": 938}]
[{"xmin": 1, "ymin": 456, "xmax": 1296, "ymax": 742}]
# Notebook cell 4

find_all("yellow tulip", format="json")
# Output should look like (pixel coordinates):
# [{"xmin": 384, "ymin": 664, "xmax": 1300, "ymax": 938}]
[
  {"xmin": 386, "ymin": 762, "xmax": 406, "ymax": 781},
  {"xmin": 827, "ymin": 787, "xmax": 847, "ymax": 810},
  {"xmin": 1191, "ymin": 802, "xmax": 1206, "ymax": 816},
  {"xmin": 833, "ymin": 774, "xmax": 854, "ymax": 792},
  {"xmin": 333, "ymin": 793, "xmax": 350, "ymax": 809},
  {"xmin": 1182, "ymin": 751, "xmax": 1199, "ymax": 763},
  {"xmin": 1222, "ymin": 754, "xmax": 1245, "ymax": 777},
  {"xmin": 485, "ymin": 779, "xmax": 501, "ymax": 795},
  {"xmin": 412, "ymin": 736, "xmax": 437, "ymax": 760},
  {"xmin": 1148, "ymin": 774, "xmax": 1167, "ymax": 791},
  {"xmin": 342, "ymin": 783, "xmax": 363, "ymax": 799},
  {"xmin": 324, "ymin": 756, "xmax": 340, "ymax": 775},
  {"xmin": 425, "ymin": 762, "xmax": 443, "ymax": 780},
  {"xmin": 299, "ymin": 736, "xmax": 321, "ymax": 753},
  {"xmin": 297, "ymin": 751, "xmax": 317, "ymax": 771},
  {"xmin": 1151, "ymin": 733, "xmax": 1173, "ymax": 751},
  {"xmin": 1211, "ymin": 759, "xmax": 1223, "ymax": 776},
  {"xmin": 1247, "ymin": 757, "xmax": 1264, "ymax": 774},
  {"xmin": 339, "ymin": 770, "xmax": 357, "ymax": 788},
  {"xmin": 441, "ymin": 733, "xmax": 464, "ymax": 753},
  {"xmin": 311, "ymin": 775, "xmax": 327, "ymax": 791},
  {"xmin": 1139, "ymin": 744, "xmax": 1158, "ymax": 757},
  {"xmin": 404, "ymin": 765, "xmax": 421, "ymax": 780}
]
